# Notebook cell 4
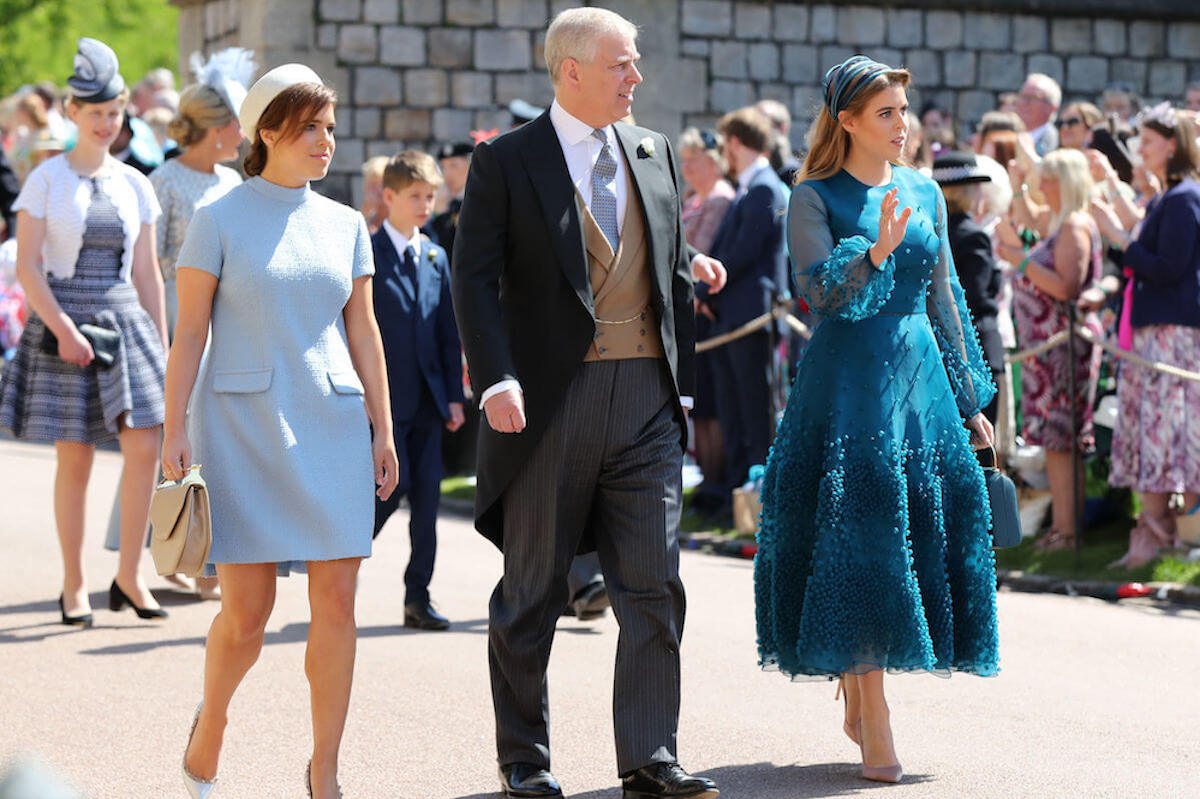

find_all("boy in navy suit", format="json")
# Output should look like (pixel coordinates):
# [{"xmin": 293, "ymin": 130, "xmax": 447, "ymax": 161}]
[{"xmin": 372, "ymin": 151, "xmax": 466, "ymax": 630}]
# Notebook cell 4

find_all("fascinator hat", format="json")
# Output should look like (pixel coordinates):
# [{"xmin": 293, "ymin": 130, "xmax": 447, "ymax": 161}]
[
  {"xmin": 1135, "ymin": 101, "xmax": 1178, "ymax": 137},
  {"xmin": 189, "ymin": 47, "xmax": 257, "ymax": 119},
  {"xmin": 67, "ymin": 37, "xmax": 126, "ymax": 103},
  {"xmin": 238, "ymin": 63, "xmax": 324, "ymax": 135},
  {"xmin": 822, "ymin": 55, "xmax": 894, "ymax": 119}
]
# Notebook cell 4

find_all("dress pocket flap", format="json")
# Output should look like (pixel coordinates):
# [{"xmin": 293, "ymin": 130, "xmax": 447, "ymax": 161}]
[
  {"xmin": 212, "ymin": 367, "xmax": 273, "ymax": 394},
  {"xmin": 327, "ymin": 371, "xmax": 365, "ymax": 395}
]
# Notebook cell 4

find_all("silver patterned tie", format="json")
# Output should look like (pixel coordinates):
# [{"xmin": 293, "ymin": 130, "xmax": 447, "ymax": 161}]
[{"xmin": 590, "ymin": 128, "xmax": 620, "ymax": 253}]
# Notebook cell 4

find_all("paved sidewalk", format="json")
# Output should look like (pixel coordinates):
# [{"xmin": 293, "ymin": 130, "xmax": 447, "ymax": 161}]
[{"xmin": 1, "ymin": 437, "xmax": 1197, "ymax": 798}]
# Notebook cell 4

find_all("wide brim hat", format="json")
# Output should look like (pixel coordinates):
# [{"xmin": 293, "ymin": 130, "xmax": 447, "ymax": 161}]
[
  {"xmin": 932, "ymin": 151, "xmax": 991, "ymax": 186},
  {"xmin": 238, "ymin": 63, "xmax": 324, "ymax": 135},
  {"xmin": 67, "ymin": 37, "xmax": 125, "ymax": 104}
]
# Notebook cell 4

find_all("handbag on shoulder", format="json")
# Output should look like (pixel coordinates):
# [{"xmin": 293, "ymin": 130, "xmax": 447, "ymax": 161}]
[
  {"xmin": 977, "ymin": 446, "xmax": 1022, "ymax": 548},
  {"xmin": 149, "ymin": 464, "xmax": 212, "ymax": 578}
]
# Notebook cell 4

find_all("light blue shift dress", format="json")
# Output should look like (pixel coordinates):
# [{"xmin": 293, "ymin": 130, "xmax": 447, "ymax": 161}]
[{"xmin": 175, "ymin": 176, "xmax": 376, "ymax": 576}]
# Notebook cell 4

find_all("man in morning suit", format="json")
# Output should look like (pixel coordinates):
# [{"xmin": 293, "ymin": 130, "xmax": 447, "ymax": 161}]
[
  {"xmin": 371, "ymin": 150, "xmax": 466, "ymax": 631},
  {"xmin": 701, "ymin": 107, "xmax": 789, "ymax": 498},
  {"xmin": 451, "ymin": 8, "xmax": 723, "ymax": 799}
]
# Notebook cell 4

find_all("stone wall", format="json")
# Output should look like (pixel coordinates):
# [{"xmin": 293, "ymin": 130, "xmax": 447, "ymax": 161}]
[{"xmin": 172, "ymin": 0, "xmax": 1200, "ymax": 204}]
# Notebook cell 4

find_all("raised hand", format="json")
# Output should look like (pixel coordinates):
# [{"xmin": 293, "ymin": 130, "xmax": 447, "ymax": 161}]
[{"xmin": 869, "ymin": 187, "xmax": 911, "ymax": 267}]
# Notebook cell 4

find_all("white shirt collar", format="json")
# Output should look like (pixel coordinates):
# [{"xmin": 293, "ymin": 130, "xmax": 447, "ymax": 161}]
[
  {"xmin": 1030, "ymin": 120, "xmax": 1052, "ymax": 143},
  {"xmin": 550, "ymin": 99, "xmax": 613, "ymax": 149},
  {"xmin": 381, "ymin": 219, "xmax": 420, "ymax": 260},
  {"xmin": 737, "ymin": 155, "xmax": 771, "ymax": 193}
]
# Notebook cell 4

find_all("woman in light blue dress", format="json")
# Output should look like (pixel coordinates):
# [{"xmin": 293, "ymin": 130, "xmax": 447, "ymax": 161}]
[
  {"xmin": 755, "ymin": 57, "xmax": 999, "ymax": 784},
  {"xmin": 161, "ymin": 65, "xmax": 398, "ymax": 799}
]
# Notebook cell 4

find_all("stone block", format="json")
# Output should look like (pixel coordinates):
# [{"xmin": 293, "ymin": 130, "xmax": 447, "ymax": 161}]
[
  {"xmin": 1129, "ymin": 21, "xmax": 1164, "ymax": 58},
  {"xmin": 332, "ymin": 137, "xmax": 365, "ymax": 174},
  {"xmin": 926, "ymin": 11, "xmax": 963, "ymax": 50},
  {"xmin": 498, "ymin": 0, "xmax": 548, "ymax": 28},
  {"xmin": 338, "ymin": 24, "xmax": 378, "ymax": 64},
  {"xmin": 495, "ymin": 72, "xmax": 554, "ymax": 106},
  {"xmin": 874, "ymin": 48, "xmax": 902, "ymax": 69},
  {"xmin": 774, "ymin": 4, "xmax": 808, "ymax": 42},
  {"xmin": 354, "ymin": 108, "xmax": 381, "ymax": 138},
  {"xmin": 710, "ymin": 79, "xmax": 753, "ymax": 114},
  {"xmin": 757, "ymin": 82, "xmax": 791, "ymax": 103},
  {"xmin": 810, "ymin": 5, "xmax": 835, "ymax": 44},
  {"xmin": 1109, "ymin": 59, "xmax": 1147, "ymax": 93},
  {"xmin": 792, "ymin": 85, "xmax": 822, "ymax": 122},
  {"xmin": 1149, "ymin": 61, "xmax": 1186, "ymax": 97},
  {"xmin": 782, "ymin": 44, "xmax": 818, "ymax": 84},
  {"xmin": 430, "ymin": 28, "xmax": 473, "ymax": 68},
  {"xmin": 734, "ymin": 2, "xmax": 771, "ymax": 39},
  {"xmin": 1093, "ymin": 20, "xmax": 1126, "ymax": 56},
  {"xmin": 681, "ymin": 38, "xmax": 710, "ymax": 58},
  {"xmin": 447, "ymin": 0, "xmax": 494, "ymax": 25},
  {"xmin": 674, "ymin": 58, "xmax": 711, "ymax": 112},
  {"xmin": 363, "ymin": 0, "xmax": 399, "ymax": 24},
  {"xmin": 317, "ymin": 23, "xmax": 338, "ymax": 50},
  {"xmin": 533, "ymin": 31, "xmax": 546, "ymax": 71},
  {"xmin": 943, "ymin": 51, "xmax": 976, "ymax": 89},
  {"xmin": 402, "ymin": 0, "xmax": 441, "ymax": 25},
  {"xmin": 434, "ymin": 108, "xmax": 474, "ymax": 140},
  {"xmin": 1026, "ymin": 54, "xmax": 1063, "ymax": 85},
  {"xmin": 473, "ymin": 109, "xmax": 509, "ymax": 132},
  {"xmin": 886, "ymin": 9, "xmax": 923, "ymax": 49},
  {"xmin": 711, "ymin": 40, "xmax": 748, "ymax": 80},
  {"xmin": 979, "ymin": 52, "xmax": 1025, "ymax": 92},
  {"xmin": 837, "ymin": 6, "xmax": 885, "ymax": 47},
  {"xmin": 748, "ymin": 43, "xmax": 780, "ymax": 81},
  {"xmin": 475, "ymin": 29, "xmax": 531, "ymax": 70},
  {"xmin": 316, "ymin": 175, "xmax": 352, "ymax": 205},
  {"xmin": 1168, "ymin": 22, "xmax": 1200, "ymax": 59},
  {"xmin": 320, "ymin": 0, "xmax": 361, "ymax": 22},
  {"xmin": 903, "ymin": 49, "xmax": 941, "ymax": 87},
  {"xmin": 367, "ymin": 139, "xmax": 399, "ymax": 159},
  {"xmin": 963, "ymin": 13, "xmax": 1010, "ymax": 51},
  {"xmin": 819, "ymin": 46, "xmax": 856, "ymax": 74},
  {"xmin": 957, "ymin": 91, "xmax": 996, "ymax": 128},
  {"xmin": 385, "ymin": 109, "xmax": 432, "ymax": 140},
  {"xmin": 1051, "ymin": 18, "xmax": 1091, "ymax": 54},
  {"xmin": 452, "ymin": 72, "xmax": 493, "ymax": 108},
  {"xmin": 681, "ymin": 1, "xmax": 732, "ymax": 37},
  {"xmin": 405, "ymin": 69, "xmax": 449, "ymax": 107},
  {"xmin": 380, "ymin": 26, "xmax": 426, "ymax": 66},
  {"xmin": 355, "ymin": 66, "xmax": 402, "ymax": 106},
  {"xmin": 1012, "ymin": 15, "xmax": 1046, "ymax": 54},
  {"xmin": 1066, "ymin": 56, "xmax": 1108, "ymax": 94}
]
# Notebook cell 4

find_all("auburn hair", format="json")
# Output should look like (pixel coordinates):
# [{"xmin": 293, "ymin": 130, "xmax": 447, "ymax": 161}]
[
  {"xmin": 799, "ymin": 68, "xmax": 911, "ymax": 184},
  {"xmin": 243, "ymin": 82, "xmax": 337, "ymax": 177}
]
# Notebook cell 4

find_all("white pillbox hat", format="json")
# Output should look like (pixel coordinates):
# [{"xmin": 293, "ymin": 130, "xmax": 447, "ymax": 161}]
[{"xmin": 238, "ymin": 63, "xmax": 324, "ymax": 135}]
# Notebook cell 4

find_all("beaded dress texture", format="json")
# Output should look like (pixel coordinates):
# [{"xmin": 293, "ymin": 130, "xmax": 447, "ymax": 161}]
[{"xmin": 755, "ymin": 166, "xmax": 1000, "ymax": 680}]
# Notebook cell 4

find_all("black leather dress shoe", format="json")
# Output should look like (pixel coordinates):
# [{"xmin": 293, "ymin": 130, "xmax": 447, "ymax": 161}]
[
  {"xmin": 499, "ymin": 762, "xmax": 563, "ymax": 798},
  {"xmin": 621, "ymin": 763, "xmax": 718, "ymax": 799},
  {"xmin": 570, "ymin": 581, "xmax": 610, "ymax": 621},
  {"xmin": 403, "ymin": 601, "xmax": 450, "ymax": 630}
]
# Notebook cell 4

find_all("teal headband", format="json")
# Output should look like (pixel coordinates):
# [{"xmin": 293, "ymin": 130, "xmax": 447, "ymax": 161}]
[{"xmin": 823, "ymin": 55, "xmax": 891, "ymax": 118}]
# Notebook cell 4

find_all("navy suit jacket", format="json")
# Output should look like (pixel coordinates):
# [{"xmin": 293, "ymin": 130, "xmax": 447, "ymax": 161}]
[
  {"xmin": 702, "ymin": 163, "xmax": 789, "ymax": 331},
  {"xmin": 371, "ymin": 229, "xmax": 465, "ymax": 422}
]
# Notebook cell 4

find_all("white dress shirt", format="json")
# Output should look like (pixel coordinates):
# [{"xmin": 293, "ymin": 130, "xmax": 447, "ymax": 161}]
[
  {"xmin": 736, "ymin": 155, "xmax": 772, "ymax": 196},
  {"xmin": 381, "ymin": 218, "xmax": 421, "ymax": 262}
]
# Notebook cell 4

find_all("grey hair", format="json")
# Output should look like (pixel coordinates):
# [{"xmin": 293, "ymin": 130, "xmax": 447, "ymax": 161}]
[
  {"xmin": 1025, "ymin": 73, "xmax": 1062, "ymax": 108},
  {"xmin": 544, "ymin": 7, "xmax": 638, "ymax": 85}
]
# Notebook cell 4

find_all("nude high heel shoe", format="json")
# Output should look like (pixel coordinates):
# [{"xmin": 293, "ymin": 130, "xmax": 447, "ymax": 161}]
[
  {"xmin": 859, "ymin": 710, "xmax": 902, "ymax": 784},
  {"xmin": 183, "ymin": 703, "xmax": 217, "ymax": 798},
  {"xmin": 835, "ymin": 677, "xmax": 861, "ymax": 745}
]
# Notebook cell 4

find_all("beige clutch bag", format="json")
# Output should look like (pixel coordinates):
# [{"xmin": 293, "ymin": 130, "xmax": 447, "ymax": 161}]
[{"xmin": 149, "ymin": 464, "xmax": 212, "ymax": 578}]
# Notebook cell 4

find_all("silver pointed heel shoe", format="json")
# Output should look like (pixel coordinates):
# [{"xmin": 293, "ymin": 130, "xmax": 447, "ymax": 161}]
[{"xmin": 183, "ymin": 703, "xmax": 217, "ymax": 798}]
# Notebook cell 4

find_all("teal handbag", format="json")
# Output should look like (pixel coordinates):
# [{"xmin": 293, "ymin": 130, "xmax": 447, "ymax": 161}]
[{"xmin": 978, "ymin": 447, "xmax": 1022, "ymax": 549}]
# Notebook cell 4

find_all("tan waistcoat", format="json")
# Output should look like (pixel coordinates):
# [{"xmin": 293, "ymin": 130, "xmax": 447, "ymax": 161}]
[{"xmin": 577, "ymin": 181, "xmax": 665, "ymax": 362}]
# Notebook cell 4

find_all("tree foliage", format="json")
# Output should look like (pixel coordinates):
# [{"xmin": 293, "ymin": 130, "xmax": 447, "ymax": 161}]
[{"xmin": 0, "ymin": 0, "xmax": 179, "ymax": 97}]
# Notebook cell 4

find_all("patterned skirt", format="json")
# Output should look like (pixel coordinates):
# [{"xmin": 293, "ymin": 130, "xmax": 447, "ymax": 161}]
[
  {"xmin": 1110, "ymin": 324, "xmax": 1200, "ymax": 493},
  {"xmin": 0, "ymin": 272, "xmax": 165, "ymax": 445}
]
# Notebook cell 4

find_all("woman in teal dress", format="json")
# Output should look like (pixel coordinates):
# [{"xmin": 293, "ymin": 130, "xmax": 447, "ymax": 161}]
[{"xmin": 755, "ymin": 56, "xmax": 999, "ymax": 783}]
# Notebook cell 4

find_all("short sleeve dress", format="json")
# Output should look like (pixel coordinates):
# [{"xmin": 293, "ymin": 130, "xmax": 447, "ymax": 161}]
[
  {"xmin": 755, "ymin": 166, "xmax": 1000, "ymax": 680},
  {"xmin": 174, "ymin": 176, "xmax": 376, "ymax": 576},
  {"xmin": 0, "ymin": 155, "xmax": 165, "ymax": 443}
]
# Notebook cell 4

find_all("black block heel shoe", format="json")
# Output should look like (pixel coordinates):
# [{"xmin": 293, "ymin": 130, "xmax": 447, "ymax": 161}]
[
  {"xmin": 109, "ymin": 580, "xmax": 168, "ymax": 619},
  {"xmin": 58, "ymin": 594, "xmax": 93, "ymax": 628}
]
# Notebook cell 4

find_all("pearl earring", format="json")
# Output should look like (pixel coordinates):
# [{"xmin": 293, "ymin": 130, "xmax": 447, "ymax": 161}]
[{"xmin": 215, "ymin": 140, "xmax": 222, "ymax": 150}]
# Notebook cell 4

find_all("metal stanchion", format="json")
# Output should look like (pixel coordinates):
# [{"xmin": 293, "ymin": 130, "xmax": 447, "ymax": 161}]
[{"xmin": 1067, "ymin": 306, "xmax": 1082, "ymax": 572}]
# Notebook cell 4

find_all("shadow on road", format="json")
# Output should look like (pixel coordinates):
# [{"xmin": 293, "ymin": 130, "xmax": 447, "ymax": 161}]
[{"xmin": 452, "ymin": 762, "xmax": 934, "ymax": 799}]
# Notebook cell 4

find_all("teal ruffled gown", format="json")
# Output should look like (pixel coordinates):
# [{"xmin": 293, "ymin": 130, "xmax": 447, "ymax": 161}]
[{"xmin": 755, "ymin": 166, "xmax": 1000, "ymax": 679}]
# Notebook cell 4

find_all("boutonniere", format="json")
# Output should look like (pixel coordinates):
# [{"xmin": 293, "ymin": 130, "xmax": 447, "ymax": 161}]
[
  {"xmin": 426, "ymin": 248, "xmax": 437, "ymax": 262},
  {"xmin": 637, "ymin": 136, "xmax": 655, "ymax": 159}
]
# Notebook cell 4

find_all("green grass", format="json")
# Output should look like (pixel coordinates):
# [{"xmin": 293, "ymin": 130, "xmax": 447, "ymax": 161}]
[{"xmin": 440, "ymin": 475, "xmax": 476, "ymax": 502}]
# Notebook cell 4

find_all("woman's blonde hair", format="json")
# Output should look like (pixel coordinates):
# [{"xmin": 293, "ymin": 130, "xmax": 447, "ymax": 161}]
[
  {"xmin": 677, "ymin": 127, "xmax": 727, "ymax": 174},
  {"xmin": 168, "ymin": 83, "xmax": 235, "ymax": 147},
  {"xmin": 1038, "ymin": 148, "xmax": 1093, "ymax": 233},
  {"xmin": 800, "ymin": 68, "xmax": 911, "ymax": 183}
]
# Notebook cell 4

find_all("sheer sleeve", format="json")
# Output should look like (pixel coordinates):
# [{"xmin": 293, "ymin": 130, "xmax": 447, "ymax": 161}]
[
  {"xmin": 926, "ymin": 184, "xmax": 997, "ymax": 419},
  {"xmin": 788, "ymin": 182, "xmax": 895, "ymax": 321}
]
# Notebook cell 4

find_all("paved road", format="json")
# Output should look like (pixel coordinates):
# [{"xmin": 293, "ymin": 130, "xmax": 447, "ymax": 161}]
[{"xmin": 1, "ymin": 437, "xmax": 1197, "ymax": 798}]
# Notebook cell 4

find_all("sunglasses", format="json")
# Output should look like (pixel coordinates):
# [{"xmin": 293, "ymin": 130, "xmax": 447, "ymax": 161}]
[{"xmin": 1054, "ymin": 117, "xmax": 1085, "ymax": 129}]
